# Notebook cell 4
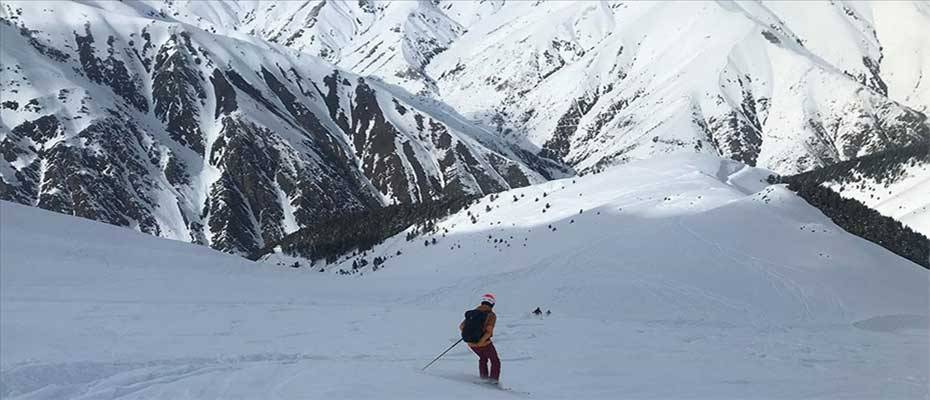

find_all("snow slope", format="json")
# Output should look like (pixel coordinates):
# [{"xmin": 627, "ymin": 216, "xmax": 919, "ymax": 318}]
[{"xmin": 4, "ymin": 153, "xmax": 928, "ymax": 399}]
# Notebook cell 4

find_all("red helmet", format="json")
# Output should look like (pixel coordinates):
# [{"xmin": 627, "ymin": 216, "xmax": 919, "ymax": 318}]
[{"xmin": 480, "ymin": 293, "xmax": 496, "ymax": 306}]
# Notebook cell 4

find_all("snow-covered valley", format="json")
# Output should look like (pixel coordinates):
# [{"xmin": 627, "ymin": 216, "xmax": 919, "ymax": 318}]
[{"xmin": 2, "ymin": 155, "xmax": 927, "ymax": 399}]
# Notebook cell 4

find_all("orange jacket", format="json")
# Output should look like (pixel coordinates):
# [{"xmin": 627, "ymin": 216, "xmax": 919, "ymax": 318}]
[{"xmin": 460, "ymin": 304, "xmax": 496, "ymax": 347}]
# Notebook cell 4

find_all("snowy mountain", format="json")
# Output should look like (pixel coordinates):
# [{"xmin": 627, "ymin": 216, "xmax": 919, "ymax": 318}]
[
  {"xmin": 149, "ymin": 0, "xmax": 468, "ymax": 96},
  {"xmin": 3, "ymin": 153, "xmax": 927, "ymax": 398},
  {"xmin": 0, "ymin": 1, "xmax": 557, "ymax": 254},
  {"xmin": 424, "ymin": 1, "xmax": 930, "ymax": 174},
  {"xmin": 94, "ymin": 0, "xmax": 930, "ymax": 174}
]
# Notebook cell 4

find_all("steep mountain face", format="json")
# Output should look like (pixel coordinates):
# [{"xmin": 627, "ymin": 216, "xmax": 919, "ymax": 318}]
[
  {"xmin": 0, "ymin": 1, "xmax": 549, "ymax": 254},
  {"xmin": 144, "ymin": 1, "xmax": 930, "ymax": 175},
  {"xmin": 154, "ymin": 0, "xmax": 930, "ymax": 170},
  {"xmin": 135, "ymin": 0, "xmax": 469, "ymax": 96}
]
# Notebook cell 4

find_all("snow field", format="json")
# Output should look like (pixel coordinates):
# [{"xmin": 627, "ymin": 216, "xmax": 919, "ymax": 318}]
[{"xmin": 3, "ymin": 154, "xmax": 928, "ymax": 399}]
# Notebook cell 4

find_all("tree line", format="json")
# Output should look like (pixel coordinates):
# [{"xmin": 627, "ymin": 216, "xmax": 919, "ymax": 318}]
[{"xmin": 768, "ymin": 141, "xmax": 929, "ymax": 269}]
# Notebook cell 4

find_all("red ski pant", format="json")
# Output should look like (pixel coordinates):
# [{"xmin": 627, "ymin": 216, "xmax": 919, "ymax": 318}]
[{"xmin": 470, "ymin": 342, "xmax": 500, "ymax": 380}]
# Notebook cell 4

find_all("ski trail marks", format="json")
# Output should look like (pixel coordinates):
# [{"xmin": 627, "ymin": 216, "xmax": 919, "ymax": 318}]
[{"xmin": 421, "ymin": 371, "xmax": 532, "ymax": 397}]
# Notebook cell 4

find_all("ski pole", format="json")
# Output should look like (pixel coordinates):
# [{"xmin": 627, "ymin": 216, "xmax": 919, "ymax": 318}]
[{"xmin": 422, "ymin": 338, "xmax": 463, "ymax": 371}]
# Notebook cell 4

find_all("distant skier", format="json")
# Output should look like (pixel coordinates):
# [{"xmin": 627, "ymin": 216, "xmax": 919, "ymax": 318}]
[
  {"xmin": 532, "ymin": 307, "xmax": 542, "ymax": 316},
  {"xmin": 460, "ymin": 293, "xmax": 500, "ymax": 384}
]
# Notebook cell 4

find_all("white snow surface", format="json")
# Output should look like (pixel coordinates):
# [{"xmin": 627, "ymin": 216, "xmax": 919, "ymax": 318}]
[{"xmin": 3, "ymin": 154, "xmax": 928, "ymax": 399}]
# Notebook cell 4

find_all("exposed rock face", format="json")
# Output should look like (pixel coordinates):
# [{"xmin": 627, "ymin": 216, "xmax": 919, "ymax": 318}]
[
  {"xmin": 152, "ymin": 32, "xmax": 207, "ymax": 154},
  {"xmin": 2, "ymin": 114, "xmax": 162, "ymax": 235}
]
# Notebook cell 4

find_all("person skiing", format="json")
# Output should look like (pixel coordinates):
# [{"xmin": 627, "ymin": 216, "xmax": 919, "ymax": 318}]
[{"xmin": 459, "ymin": 293, "xmax": 500, "ymax": 383}]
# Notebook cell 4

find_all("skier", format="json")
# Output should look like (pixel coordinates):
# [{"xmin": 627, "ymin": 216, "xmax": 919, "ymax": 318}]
[
  {"xmin": 459, "ymin": 293, "xmax": 500, "ymax": 384},
  {"xmin": 532, "ymin": 307, "xmax": 542, "ymax": 316}
]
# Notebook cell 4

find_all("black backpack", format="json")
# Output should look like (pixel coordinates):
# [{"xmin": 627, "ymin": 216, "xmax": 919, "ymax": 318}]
[{"xmin": 461, "ymin": 309, "xmax": 489, "ymax": 343}]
